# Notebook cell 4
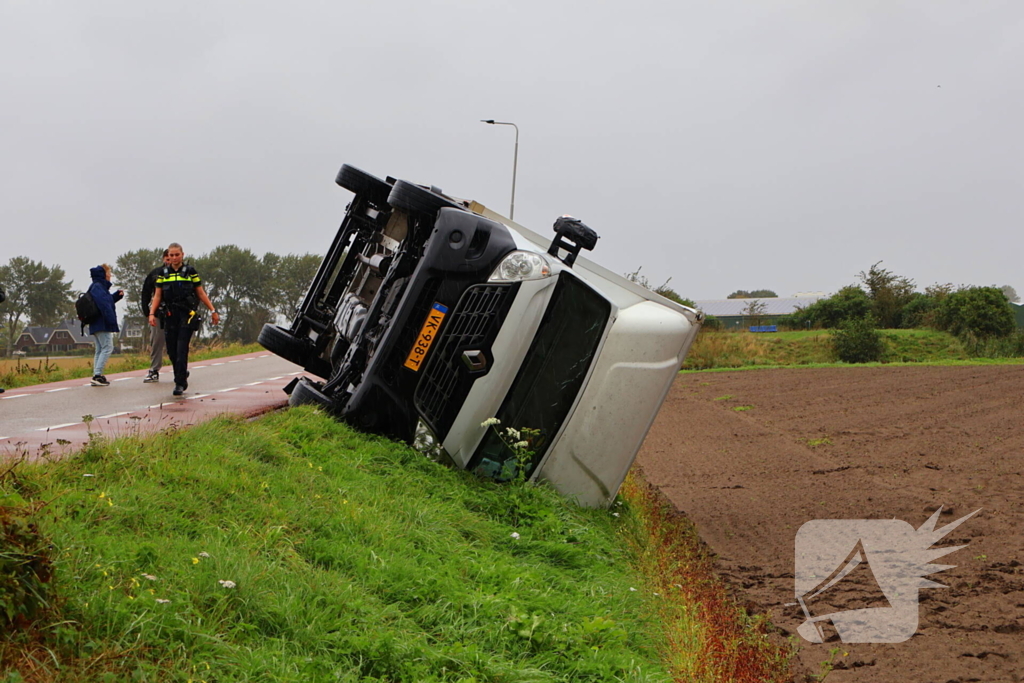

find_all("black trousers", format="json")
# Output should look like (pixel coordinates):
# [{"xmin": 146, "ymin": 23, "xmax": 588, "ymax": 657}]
[{"xmin": 163, "ymin": 316, "xmax": 195, "ymax": 386}]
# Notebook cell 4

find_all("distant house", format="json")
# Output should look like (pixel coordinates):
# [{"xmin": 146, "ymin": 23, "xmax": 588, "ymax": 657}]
[
  {"xmin": 14, "ymin": 320, "xmax": 96, "ymax": 355},
  {"xmin": 120, "ymin": 315, "xmax": 148, "ymax": 352},
  {"xmin": 694, "ymin": 296, "xmax": 826, "ymax": 331}
]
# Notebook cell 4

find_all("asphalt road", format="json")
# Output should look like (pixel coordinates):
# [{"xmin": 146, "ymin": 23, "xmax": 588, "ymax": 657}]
[{"xmin": 1, "ymin": 351, "xmax": 304, "ymax": 459}]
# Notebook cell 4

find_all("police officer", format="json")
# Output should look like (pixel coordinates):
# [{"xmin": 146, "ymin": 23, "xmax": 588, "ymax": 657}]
[{"xmin": 148, "ymin": 243, "xmax": 220, "ymax": 396}]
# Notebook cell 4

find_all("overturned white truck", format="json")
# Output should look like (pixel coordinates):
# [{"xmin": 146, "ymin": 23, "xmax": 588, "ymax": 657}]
[{"xmin": 259, "ymin": 165, "xmax": 702, "ymax": 507}]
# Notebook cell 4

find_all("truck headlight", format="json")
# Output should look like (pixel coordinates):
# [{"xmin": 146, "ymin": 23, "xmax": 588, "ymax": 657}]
[{"xmin": 488, "ymin": 251, "xmax": 553, "ymax": 282}]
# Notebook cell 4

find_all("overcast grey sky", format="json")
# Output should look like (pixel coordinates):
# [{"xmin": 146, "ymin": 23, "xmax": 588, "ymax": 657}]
[{"xmin": 2, "ymin": 0, "xmax": 1021, "ymax": 300}]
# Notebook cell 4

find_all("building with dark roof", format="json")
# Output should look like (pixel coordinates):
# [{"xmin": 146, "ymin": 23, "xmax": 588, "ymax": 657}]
[
  {"xmin": 14, "ymin": 319, "xmax": 97, "ymax": 355},
  {"xmin": 693, "ymin": 296, "xmax": 826, "ymax": 330}
]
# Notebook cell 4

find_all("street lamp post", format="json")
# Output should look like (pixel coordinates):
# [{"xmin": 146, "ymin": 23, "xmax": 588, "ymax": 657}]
[{"xmin": 480, "ymin": 119, "xmax": 518, "ymax": 220}]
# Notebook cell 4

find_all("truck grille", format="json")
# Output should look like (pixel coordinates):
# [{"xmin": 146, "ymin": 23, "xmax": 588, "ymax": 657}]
[{"xmin": 414, "ymin": 284, "xmax": 512, "ymax": 436}]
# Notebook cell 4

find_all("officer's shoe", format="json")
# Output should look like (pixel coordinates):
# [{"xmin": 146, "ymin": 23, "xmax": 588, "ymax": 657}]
[
  {"xmin": 91, "ymin": 375, "xmax": 110, "ymax": 387},
  {"xmin": 173, "ymin": 384, "xmax": 185, "ymax": 397},
  {"xmin": 143, "ymin": 370, "xmax": 160, "ymax": 383}
]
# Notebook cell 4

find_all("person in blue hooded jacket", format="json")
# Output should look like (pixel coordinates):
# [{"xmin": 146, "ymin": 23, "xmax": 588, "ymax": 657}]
[{"xmin": 87, "ymin": 264, "xmax": 124, "ymax": 386}]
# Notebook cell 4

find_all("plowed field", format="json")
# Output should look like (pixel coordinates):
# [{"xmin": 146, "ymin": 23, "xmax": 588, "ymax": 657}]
[{"xmin": 638, "ymin": 365, "xmax": 1024, "ymax": 683}]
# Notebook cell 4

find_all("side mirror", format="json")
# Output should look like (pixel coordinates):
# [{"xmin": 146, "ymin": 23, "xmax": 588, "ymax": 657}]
[{"xmin": 547, "ymin": 215, "xmax": 599, "ymax": 268}]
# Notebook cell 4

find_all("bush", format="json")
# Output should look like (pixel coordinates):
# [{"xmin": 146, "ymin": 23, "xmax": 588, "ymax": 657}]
[
  {"xmin": 701, "ymin": 314, "xmax": 722, "ymax": 331},
  {"xmin": 934, "ymin": 286, "xmax": 1016, "ymax": 339},
  {"xmin": 959, "ymin": 330, "xmax": 1024, "ymax": 358},
  {"xmin": 790, "ymin": 286, "xmax": 872, "ymax": 329},
  {"xmin": 831, "ymin": 317, "xmax": 886, "ymax": 363}
]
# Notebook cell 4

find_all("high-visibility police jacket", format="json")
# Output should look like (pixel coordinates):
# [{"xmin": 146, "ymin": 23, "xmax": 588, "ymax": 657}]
[{"xmin": 156, "ymin": 264, "xmax": 202, "ymax": 316}]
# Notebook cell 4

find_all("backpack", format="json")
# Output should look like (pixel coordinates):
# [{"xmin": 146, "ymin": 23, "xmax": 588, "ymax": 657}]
[{"xmin": 75, "ymin": 291, "xmax": 101, "ymax": 334}]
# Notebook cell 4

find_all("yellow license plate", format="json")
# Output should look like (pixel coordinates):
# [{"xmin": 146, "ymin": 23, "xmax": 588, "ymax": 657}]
[{"xmin": 403, "ymin": 302, "xmax": 448, "ymax": 371}]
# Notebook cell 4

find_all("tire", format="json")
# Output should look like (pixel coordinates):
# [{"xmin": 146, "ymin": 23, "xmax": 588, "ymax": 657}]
[
  {"xmin": 289, "ymin": 377, "xmax": 336, "ymax": 411},
  {"xmin": 257, "ymin": 324, "xmax": 311, "ymax": 367},
  {"xmin": 388, "ymin": 179, "xmax": 461, "ymax": 215},
  {"xmin": 336, "ymin": 164, "xmax": 392, "ymax": 205}
]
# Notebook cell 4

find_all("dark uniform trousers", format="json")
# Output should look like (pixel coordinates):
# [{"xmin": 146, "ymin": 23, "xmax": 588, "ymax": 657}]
[{"xmin": 164, "ymin": 313, "xmax": 195, "ymax": 386}]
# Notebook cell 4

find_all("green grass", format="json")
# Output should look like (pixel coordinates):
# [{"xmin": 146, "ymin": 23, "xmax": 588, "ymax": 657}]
[
  {"xmin": 683, "ymin": 328, "xmax": 1024, "ymax": 371},
  {"xmin": 0, "ymin": 342, "xmax": 264, "ymax": 390},
  {"xmin": 0, "ymin": 408, "xmax": 791, "ymax": 682}
]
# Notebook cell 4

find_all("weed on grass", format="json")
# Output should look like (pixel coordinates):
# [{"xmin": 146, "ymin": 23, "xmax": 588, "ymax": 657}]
[
  {"xmin": 2, "ymin": 408, "xmax": 686, "ymax": 682},
  {"xmin": 618, "ymin": 473, "xmax": 792, "ymax": 682}
]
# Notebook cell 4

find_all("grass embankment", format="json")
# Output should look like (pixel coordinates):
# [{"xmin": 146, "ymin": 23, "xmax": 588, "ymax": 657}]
[
  {"xmin": 0, "ymin": 343, "xmax": 263, "ymax": 390},
  {"xmin": 682, "ymin": 328, "xmax": 1024, "ymax": 371},
  {"xmin": 0, "ymin": 408, "xmax": 790, "ymax": 682}
]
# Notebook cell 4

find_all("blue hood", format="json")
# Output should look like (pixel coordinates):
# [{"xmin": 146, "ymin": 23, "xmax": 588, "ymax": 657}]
[{"xmin": 90, "ymin": 265, "xmax": 106, "ymax": 282}]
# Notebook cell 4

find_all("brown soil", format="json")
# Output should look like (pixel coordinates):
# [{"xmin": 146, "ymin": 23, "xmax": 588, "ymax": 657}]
[{"xmin": 637, "ymin": 365, "xmax": 1024, "ymax": 683}]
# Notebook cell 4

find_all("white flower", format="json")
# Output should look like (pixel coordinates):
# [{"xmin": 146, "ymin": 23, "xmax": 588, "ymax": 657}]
[
  {"xmin": 629, "ymin": 587, "xmax": 637, "ymax": 592},
  {"xmin": 82, "ymin": 474, "xmax": 96, "ymax": 478},
  {"xmin": 612, "ymin": 512, "xmax": 620, "ymax": 517},
  {"xmin": 481, "ymin": 417, "xmax": 501, "ymax": 427},
  {"xmin": 218, "ymin": 580, "xmax": 236, "ymax": 589},
  {"xmin": 514, "ymin": 441, "xmax": 529, "ymax": 449},
  {"xmin": 505, "ymin": 427, "xmax": 521, "ymax": 440},
  {"xmin": 510, "ymin": 532, "xmax": 521, "ymax": 540},
  {"xmin": 141, "ymin": 573, "xmax": 158, "ymax": 581},
  {"xmin": 198, "ymin": 552, "xmax": 211, "ymax": 558},
  {"xmin": 155, "ymin": 599, "xmax": 171, "ymax": 604}
]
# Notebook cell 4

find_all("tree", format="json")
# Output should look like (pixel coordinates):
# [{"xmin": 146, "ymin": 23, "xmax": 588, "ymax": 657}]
[
  {"xmin": 998, "ymin": 284, "xmax": 1020, "ymax": 304},
  {"xmin": 0, "ymin": 257, "xmax": 75, "ymax": 355},
  {"xmin": 934, "ymin": 286, "xmax": 1016, "ymax": 339},
  {"xmin": 115, "ymin": 248, "xmax": 166, "ymax": 314},
  {"xmin": 727, "ymin": 289, "xmax": 777, "ymax": 299},
  {"xmin": 788, "ymin": 286, "xmax": 872, "ymax": 329},
  {"xmin": 269, "ymin": 253, "xmax": 322, "ymax": 320},
  {"xmin": 856, "ymin": 262, "xmax": 916, "ymax": 328},
  {"xmin": 625, "ymin": 267, "xmax": 695, "ymax": 307},
  {"xmin": 192, "ymin": 245, "xmax": 278, "ymax": 343},
  {"xmin": 743, "ymin": 299, "xmax": 768, "ymax": 327}
]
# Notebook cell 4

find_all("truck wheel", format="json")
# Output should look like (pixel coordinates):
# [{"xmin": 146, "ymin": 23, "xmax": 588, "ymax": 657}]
[
  {"xmin": 336, "ymin": 165, "xmax": 392, "ymax": 205},
  {"xmin": 258, "ymin": 324, "xmax": 310, "ymax": 367},
  {"xmin": 289, "ymin": 377, "xmax": 335, "ymax": 411},
  {"xmin": 388, "ymin": 179, "xmax": 460, "ymax": 215}
]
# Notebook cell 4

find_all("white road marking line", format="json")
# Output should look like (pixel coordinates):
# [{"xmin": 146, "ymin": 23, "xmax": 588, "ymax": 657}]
[
  {"xmin": 186, "ymin": 394, "xmax": 210, "ymax": 400},
  {"xmin": 114, "ymin": 377, "xmax": 132, "ymax": 382},
  {"xmin": 258, "ymin": 354, "xmax": 269, "ymax": 357},
  {"xmin": 1, "ymin": 394, "xmax": 29, "ymax": 400},
  {"xmin": 212, "ymin": 362, "xmax": 225, "ymax": 366},
  {"xmin": 190, "ymin": 366, "xmax": 205, "ymax": 369},
  {"xmin": 0, "ymin": 437, "xmax": 8, "ymax": 441},
  {"xmin": 228, "ymin": 360, "xmax": 241, "ymax": 363},
  {"xmin": 97, "ymin": 412, "xmax": 130, "ymax": 419},
  {"xmin": 245, "ymin": 381, "xmax": 263, "ymax": 386},
  {"xmin": 288, "ymin": 371, "xmax": 303, "ymax": 376},
  {"xmin": 45, "ymin": 387, "xmax": 70, "ymax": 393},
  {"xmin": 37, "ymin": 423, "xmax": 77, "ymax": 431},
  {"xmin": 267, "ymin": 376, "xmax": 285, "ymax": 381},
  {"xmin": 243, "ymin": 357, "xmax": 255, "ymax": 361},
  {"xmin": 147, "ymin": 404, "xmax": 165, "ymax": 409},
  {"xmin": 217, "ymin": 387, "xmax": 238, "ymax": 393}
]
